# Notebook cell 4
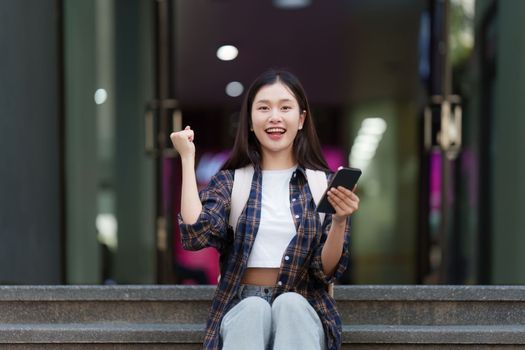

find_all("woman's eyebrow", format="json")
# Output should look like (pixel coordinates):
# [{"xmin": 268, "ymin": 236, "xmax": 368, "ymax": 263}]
[{"xmin": 254, "ymin": 98, "xmax": 295, "ymax": 104}]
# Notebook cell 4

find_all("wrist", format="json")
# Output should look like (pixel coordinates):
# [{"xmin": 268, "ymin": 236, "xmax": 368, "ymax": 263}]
[
  {"xmin": 332, "ymin": 215, "xmax": 347, "ymax": 227},
  {"xmin": 180, "ymin": 155, "xmax": 195, "ymax": 165}
]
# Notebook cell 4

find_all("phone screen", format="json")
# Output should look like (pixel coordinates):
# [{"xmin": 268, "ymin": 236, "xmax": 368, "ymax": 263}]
[{"xmin": 316, "ymin": 167, "xmax": 361, "ymax": 214}]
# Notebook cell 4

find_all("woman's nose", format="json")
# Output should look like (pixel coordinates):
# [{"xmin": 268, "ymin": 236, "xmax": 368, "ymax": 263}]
[{"xmin": 268, "ymin": 108, "xmax": 283, "ymax": 122}]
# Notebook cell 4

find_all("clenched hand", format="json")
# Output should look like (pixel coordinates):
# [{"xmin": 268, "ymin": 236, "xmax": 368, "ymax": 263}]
[{"xmin": 170, "ymin": 126, "xmax": 195, "ymax": 160}]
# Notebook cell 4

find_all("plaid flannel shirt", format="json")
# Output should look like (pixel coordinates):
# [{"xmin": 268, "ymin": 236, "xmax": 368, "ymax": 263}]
[{"xmin": 178, "ymin": 166, "xmax": 351, "ymax": 350}]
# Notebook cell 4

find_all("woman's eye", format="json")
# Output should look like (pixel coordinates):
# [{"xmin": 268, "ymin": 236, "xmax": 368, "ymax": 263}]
[
  {"xmin": 281, "ymin": 106, "xmax": 292, "ymax": 111},
  {"xmin": 258, "ymin": 106, "xmax": 269, "ymax": 111}
]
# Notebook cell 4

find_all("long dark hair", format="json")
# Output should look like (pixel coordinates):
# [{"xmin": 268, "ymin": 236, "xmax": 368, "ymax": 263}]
[{"xmin": 221, "ymin": 69, "xmax": 329, "ymax": 171}]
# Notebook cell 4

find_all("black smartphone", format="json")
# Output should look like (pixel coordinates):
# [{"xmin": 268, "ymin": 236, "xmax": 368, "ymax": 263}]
[{"xmin": 316, "ymin": 167, "xmax": 362, "ymax": 214}]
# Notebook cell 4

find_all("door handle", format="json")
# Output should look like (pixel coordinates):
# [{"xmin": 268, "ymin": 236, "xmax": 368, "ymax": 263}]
[
  {"xmin": 424, "ymin": 95, "xmax": 462, "ymax": 159},
  {"xmin": 144, "ymin": 99, "xmax": 180, "ymax": 156},
  {"xmin": 438, "ymin": 99, "xmax": 462, "ymax": 159}
]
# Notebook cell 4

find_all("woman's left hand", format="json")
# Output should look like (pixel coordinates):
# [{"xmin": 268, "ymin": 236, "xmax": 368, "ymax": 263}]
[{"xmin": 327, "ymin": 186, "xmax": 360, "ymax": 225}]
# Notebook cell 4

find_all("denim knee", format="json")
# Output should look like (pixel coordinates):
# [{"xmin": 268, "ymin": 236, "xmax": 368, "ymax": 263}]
[
  {"xmin": 223, "ymin": 296, "xmax": 272, "ymax": 325},
  {"xmin": 271, "ymin": 292, "xmax": 326, "ymax": 350},
  {"xmin": 239, "ymin": 296, "xmax": 272, "ymax": 313},
  {"xmin": 221, "ymin": 296, "xmax": 272, "ymax": 350},
  {"xmin": 272, "ymin": 292, "xmax": 310, "ymax": 313},
  {"xmin": 221, "ymin": 296, "xmax": 272, "ymax": 333}
]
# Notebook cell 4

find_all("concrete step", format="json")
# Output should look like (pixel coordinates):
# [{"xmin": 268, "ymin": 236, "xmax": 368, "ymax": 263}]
[
  {"xmin": 1, "ymin": 285, "xmax": 525, "ymax": 326},
  {"xmin": 345, "ymin": 324, "xmax": 525, "ymax": 345},
  {"xmin": 0, "ymin": 323, "xmax": 202, "ymax": 343},
  {"xmin": 0, "ymin": 285, "xmax": 524, "ymax": 348},
  {"xmin": 1, "ymin": 323, "xmax": 525, "ymax": 348},
  {"xmin": 0, "ymin": 285, "xmax": 212, "ymax": 324},
  {"xmin": 335, "ymin": 285, "xmax": 525, "ymax": 325}
]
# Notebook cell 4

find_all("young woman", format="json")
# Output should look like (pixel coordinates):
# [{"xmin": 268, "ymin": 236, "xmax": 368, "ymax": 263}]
[{"xmin": 171, "ymin": 69, "xmax": 359, "ymax": 350}]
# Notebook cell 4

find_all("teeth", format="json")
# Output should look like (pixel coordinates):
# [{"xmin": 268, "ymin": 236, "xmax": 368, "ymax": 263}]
[{"xmin": 266, "ymin": 128, "xmax": 285, "ymax": 133}]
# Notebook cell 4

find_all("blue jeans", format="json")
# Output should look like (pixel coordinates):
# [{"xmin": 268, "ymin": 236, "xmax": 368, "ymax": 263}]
[{"xmin": 220, "ymin": 285, "xmax": 326, "ymax": 350}]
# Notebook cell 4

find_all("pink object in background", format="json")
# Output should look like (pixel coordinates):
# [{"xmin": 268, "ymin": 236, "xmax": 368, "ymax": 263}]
[
  {"xmin": 173, "ymin": 231, "xmax": 220, "ymax": 285},
  {"xmin": 323, "ymin": 146, "xmax": 346, "ymax": 171},
  {"xmin": 171, "ymin": 153, "xmax": 222, "ymax": 285}
]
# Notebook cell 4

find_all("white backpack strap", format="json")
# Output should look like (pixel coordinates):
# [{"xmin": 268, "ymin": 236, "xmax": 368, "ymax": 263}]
[
  {"xmin": 305, "ymin": 169, "xmax": 328, "ymax": 224},
  {"xmin": 229, "ymin": 165, "xmax": 254, "ymax": 233},
  {"xmin": 306, "ymin": 168, "xmax": 334, "ymax": 297}
]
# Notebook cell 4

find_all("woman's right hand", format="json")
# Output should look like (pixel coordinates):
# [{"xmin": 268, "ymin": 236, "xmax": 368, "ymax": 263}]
[{"xmin": 170, "ymin": 126, "xmax": 195, "ymax": 160}]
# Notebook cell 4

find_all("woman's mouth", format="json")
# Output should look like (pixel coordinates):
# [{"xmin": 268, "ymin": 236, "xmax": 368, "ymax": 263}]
[
  {"xmin": 265, "ymin": 127, "xmax": 286, "ymax": 134},
  {"xmin": 265, "ymin": 127, "xmax": 286, "ymax": 140}
]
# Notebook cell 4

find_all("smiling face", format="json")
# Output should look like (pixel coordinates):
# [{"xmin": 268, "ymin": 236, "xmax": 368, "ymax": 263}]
[{"xmin": 250, "ymin": 81, "xmax": 305, "ymax": 167}]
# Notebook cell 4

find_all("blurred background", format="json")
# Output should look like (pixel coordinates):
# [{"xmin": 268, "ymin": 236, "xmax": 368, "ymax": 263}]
[{"xmin": 1, "ymin": 0, "xmax": 523, "ymax": 286}]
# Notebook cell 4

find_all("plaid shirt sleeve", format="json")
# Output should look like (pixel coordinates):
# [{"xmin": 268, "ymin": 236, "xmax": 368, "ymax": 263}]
[
  {"xmin": 310, "ymin": 215, "xmax": 351, "ymax": 284},
  {"xmin": 178, "ymin": 170, "xmax": 233, "ymax": 251}
]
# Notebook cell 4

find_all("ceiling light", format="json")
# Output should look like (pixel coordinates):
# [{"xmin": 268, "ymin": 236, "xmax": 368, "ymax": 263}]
[
  {"xmin": 273, "ymin": 0, "xmax": 311, "ymax": 9},
  {"xmin": 216, "ymin": 45, "xmax": 239, "ymax": 61},
  {"xmin": 226, "ymin": 81, "xmax": 243, "ymax": 97},
  {"xmin": 94, "ymin": 89, "xmax": 108, "ymax": 105}
]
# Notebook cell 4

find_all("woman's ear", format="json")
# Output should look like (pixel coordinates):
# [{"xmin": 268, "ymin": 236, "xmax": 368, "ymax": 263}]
[{"xmin": 299, "ymin": 110, "xmax": 306, "ymax": 130}]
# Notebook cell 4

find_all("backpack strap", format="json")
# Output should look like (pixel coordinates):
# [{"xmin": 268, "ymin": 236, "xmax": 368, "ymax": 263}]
[
  {"xmin": 229, "ymin": 165, "xmax": 254, "ymax": 233},
  {"xmin": 305, "ymin": 169, "xmax": 333, "ymax": 297},
  {"xmin": 305, "ymin": 169, "xmax": 328, "ymax": 224}
]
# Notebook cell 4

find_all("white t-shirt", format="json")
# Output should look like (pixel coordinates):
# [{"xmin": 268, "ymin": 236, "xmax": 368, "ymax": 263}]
[{"xmin": 247, "ymin": 166, "xmax": 297, "ymax": 268}]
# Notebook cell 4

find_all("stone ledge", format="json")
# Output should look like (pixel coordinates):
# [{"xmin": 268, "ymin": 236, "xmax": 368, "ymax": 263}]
[
  {"xmin": 1, "ymin": 285, "xmax": 525, "ymax": 302},
  {"xmin": 0, "ymin": 323, "xmax": 203, "ymax": 343},
  {"xmin": 345, "ymin": 325, "xmax": 525, "ymax": 344},
  {"xmin": 0, "ymin": 286, "xmax": 214, "ymax": 302},
  {"xmin": 334, "ymin": 285, "xmax": 525, "ymax": 301},
  {"xmin": 1, "ymin": 323, "xmax": 525, "ymax": 345}
]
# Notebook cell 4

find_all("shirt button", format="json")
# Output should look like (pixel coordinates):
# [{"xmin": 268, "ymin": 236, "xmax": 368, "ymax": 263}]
[
  {"xmin": 277, "ymin": 281, "xmax": 283, "ymax": 286},
  {"xmin": 293, "ymin": 173, "xmax": 296, "ymax": 178},
  {"xmin": 284, "ymin": 256, "xmax": 290, "ymax": 261},
  {"xmin": 292, "ymin": 198, "xmax": 296, "ymax": 202},
  {"xmin": 295, "ymin": 215, "xmax": 300, "ymax": 219}
]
